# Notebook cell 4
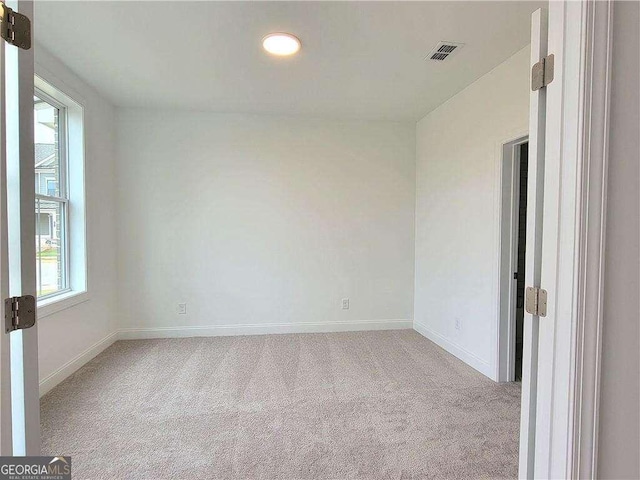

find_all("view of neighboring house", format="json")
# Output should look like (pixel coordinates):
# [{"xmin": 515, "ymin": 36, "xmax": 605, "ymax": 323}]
[
  {"xmin": 34, "ymin": 96, "xmax": 63, "ymax": 296},
  {"xmin": 35, "ymin": 142, "xmax": 58, "ymax": 243},
  {"xmin": 36, "ymin": 143, "xmax": 58, "ymax": 197}
]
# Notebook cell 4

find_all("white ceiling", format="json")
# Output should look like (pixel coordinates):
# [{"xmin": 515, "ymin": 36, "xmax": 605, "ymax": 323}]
[{"xmin": 34, "ymin": 1, "xmax": 543, "ymax": 121}]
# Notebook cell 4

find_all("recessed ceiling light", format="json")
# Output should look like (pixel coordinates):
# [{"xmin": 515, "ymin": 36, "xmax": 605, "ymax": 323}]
[{"xmin": 262, "ymin": 33, "xmax": 301, "ymax": 56}]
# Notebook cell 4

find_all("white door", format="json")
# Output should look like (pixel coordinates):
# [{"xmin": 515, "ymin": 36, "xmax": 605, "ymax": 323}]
[
  {"xmin": 0, "ymin": 0, "xmax": 40, "ymax": 456},
  {"xmin": 518, "ymin": 7, "xmax": 548, "ymax": 479}
]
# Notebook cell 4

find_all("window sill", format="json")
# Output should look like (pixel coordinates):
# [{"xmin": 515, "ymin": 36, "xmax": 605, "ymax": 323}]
[{"xmin": 38, "ymin": 290, "xmax": 89, "ymax": 319}]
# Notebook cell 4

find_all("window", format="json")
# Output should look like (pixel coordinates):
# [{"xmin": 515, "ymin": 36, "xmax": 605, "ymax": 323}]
[
  {"xmin": 34, "ymin": 93, "xmax": 67, "ymax": 298},
  {"xmin": 36, "ymin": 212, "xmax": 52, "ymax": 237},
  {"xmin": 46, "ymin": 178, "xmax": 57, "ymax": 197},
  {"xmin": 34, "ymin": 78, "xmax": 86, "ymax": 307}
]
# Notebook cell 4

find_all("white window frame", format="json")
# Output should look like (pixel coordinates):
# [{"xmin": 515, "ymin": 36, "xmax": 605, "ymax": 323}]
[{"xmin": 34, "ymin": 76, "xmax": 88, "ymax": 317}]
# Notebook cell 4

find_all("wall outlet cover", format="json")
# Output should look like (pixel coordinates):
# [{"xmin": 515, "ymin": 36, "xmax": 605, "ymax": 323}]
[
  {"xmin": 341, "ymin": 298, "xmax": 350, "ymax": 310},
  {"xmin": 177, "ymin": 303, "xmax": 187, "ymax": 315}
]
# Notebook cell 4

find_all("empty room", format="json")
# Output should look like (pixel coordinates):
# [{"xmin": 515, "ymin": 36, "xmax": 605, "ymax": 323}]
[{"xmin": 1, "ymin": 1, "xmax": 638, "ymax": 479}]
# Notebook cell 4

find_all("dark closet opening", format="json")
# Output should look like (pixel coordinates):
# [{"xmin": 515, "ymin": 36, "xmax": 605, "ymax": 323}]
[{"xmin": 515, "ymin": 142, "xmax": 529, "ymax": 381}]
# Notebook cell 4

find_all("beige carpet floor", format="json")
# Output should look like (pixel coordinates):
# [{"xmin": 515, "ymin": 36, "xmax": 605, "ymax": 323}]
[{"xmin": 41, "ymin": 330, "xmax": 521, "ymax": 479}]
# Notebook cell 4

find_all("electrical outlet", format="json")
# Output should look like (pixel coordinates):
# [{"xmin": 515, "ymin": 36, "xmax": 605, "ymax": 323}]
[
  {"xmin": 177, "ymin": 303, "xmax": 187, "ymax": 315},
  {"xmin": 341, "ymin": 298, "xmax": 350, "ymax": 310},
  {"xmin": 455, "ymin": 318, "xmax": 461, "ymax": 330}
]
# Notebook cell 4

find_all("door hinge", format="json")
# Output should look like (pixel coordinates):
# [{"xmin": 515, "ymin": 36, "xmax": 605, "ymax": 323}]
[
  {"xmin": 531, "ymin": 54, "xmax": 554, "ymax": 91},
  {"xmin": 0, "ymin": 4, "xmax": 31, "ymax": 50},
  {"xmin": 4, "ymin": 295, "xmax": 36, "ymax": 333},
  {"xmin": 525, "ymin": 287, "xmax": 547, "ymax": 317}
]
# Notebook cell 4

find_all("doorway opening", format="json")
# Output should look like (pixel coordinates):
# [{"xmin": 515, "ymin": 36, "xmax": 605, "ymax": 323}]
[
  {"xmin": 514, "ymin": 142, "xmax": 528, "ymax": 381},
  {"xmin": 497, "ymin": 136, "xmax": 529, "ymax": 383}
]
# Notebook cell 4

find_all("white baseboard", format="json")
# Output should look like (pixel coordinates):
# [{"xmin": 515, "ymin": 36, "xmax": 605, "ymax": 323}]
[
  {"xmin": 119, "ymin": 319, "xmax": 412, "ymax": 340},
  {"xmin": 413, "ymin": 320, "xmax": 493, "ymax": 379},
  {"xmin": 39, "ymin": 320, "xmax": 411, "ymax": 396},
  {"xmin": 39, "ymin": 330, "xmax": 119, "ymax": 397},
  {"xmin": 39, "ymin": 320, "xmax": 497, "ymax": 398}
]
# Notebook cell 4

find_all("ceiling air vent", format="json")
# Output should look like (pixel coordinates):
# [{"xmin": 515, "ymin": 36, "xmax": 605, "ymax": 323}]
[{"xmin": 426, "ymin": 41, "xmax": 464, "ymax": 62}]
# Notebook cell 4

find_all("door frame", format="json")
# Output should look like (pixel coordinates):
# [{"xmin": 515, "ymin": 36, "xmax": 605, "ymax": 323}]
[
  {"xmin": 530, "ymin": 1, "xmax": 613, "ymax": 478},
  {"xmin": 0, "ymin": 1, "xmax": 12, "ymax": 454},
  {"xmin": 1, "ymin": 0, "xmax": 39, "ymax": 456},
  {"xmin": 497, "ymin": 135, "xmax": 529, "ymax": 383}
]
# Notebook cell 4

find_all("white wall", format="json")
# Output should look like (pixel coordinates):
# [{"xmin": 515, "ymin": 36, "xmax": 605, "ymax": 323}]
[
  {"xmin": 115, "ymin": 112, "xmax": 415, "ymax": 336},
  {"xmin": 598, "ymin": 1, "xmax": 640, "ymax": 477},
  {"xmin": 413, "ymin": 46, "xmax": 530, "ymax": 378},
  {"xmin": 35, "ymin": 46, "xmax": 119, "ymax": 395}
]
